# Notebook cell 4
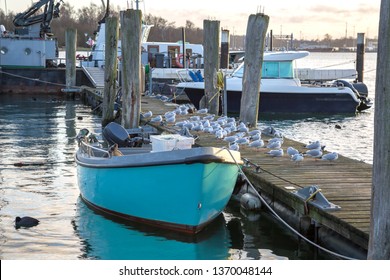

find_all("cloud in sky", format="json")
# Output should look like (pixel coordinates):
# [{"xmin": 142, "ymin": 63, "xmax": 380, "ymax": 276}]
[{"xmin": 4, "ymin": 0, "xmax": 381, "ymax": 39}]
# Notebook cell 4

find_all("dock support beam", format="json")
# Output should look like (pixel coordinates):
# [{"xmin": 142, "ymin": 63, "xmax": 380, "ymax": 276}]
[
  {"xmin": 368, "ymin": 0, "xmax": 390, "ymax": 260},
  {"xmin": 120, "ymin": 9, "xmax": 142, "ymax": 129},
  {"xmin": 356, "ymin": 33, "xmax": 365, "ymax": 82},
  {"xmin": 102, "ymin": 16, "xmax": 119, "ymax": 127},
  {"xmin": 65, "ymin": 28, "xmax": 77, "ymax": 93},
  {"xmin": 202, "ymin": 20, "xmax": 220, "ymax": 115},
  {"xmin": 239, "ymin": 13, "xmax": 269, "ymax": 126}
]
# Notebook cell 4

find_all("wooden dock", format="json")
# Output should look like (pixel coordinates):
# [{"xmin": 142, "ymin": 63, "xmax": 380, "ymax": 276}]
[{"xmin": 136, "ymin": 95, "xmax": 372, "ymax": 257}]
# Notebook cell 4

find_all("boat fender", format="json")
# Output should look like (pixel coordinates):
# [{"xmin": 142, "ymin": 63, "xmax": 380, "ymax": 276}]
[
  {"xmin": 189, "ymin": 70, "xmax": 199, "ymax": 82},
  {"xmin": 196, "ymin": 70, "xmax": 204, "ymax": 82},
  {"xmin": 240, "ymin": 193, "xmax": 262, "ymax": 211}
]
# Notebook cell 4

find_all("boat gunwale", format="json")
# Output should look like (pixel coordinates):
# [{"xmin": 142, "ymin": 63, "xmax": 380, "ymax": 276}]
[{"xmin": 75, "ymin": 146, "xmax": 242, "ymax": 169}]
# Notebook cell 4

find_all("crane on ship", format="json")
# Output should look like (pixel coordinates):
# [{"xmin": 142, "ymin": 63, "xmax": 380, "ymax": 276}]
[{"xmin": 13, "ymin": 0, "xmax": 63, "ymax": 38}]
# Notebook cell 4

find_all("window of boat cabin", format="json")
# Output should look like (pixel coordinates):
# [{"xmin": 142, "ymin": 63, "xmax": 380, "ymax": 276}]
[
  {"xmin": 262, "ymin": 61, "xmax": 294, "ymax": 78},
  {"xmin": 231, "ymin": 61, "xmax": 294, "ymax": 79}
]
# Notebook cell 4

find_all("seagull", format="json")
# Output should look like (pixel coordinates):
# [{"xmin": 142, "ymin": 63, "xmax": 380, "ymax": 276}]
[
  {"xmin": 141, "ymin": 110, "xmax": 153, "ymax": 119},
  {"xmin": 248, "ymin": 129, "xmax": 261, "ymax": 136},
  {"xmin": 267, "ymin": 140, "xmax": 282, "ymax": 149},
  {"xmin": 287, "ymin": 146, "xmax": 299, "ymax": 156},
  {"xmin": 215, "ymin": 129, "xmax": 224, "ymax": 139},
  {"xmin": 250, "ymin": 133, "xmax": 261, "ymax": 141},
  {"xmin": 291, "ymin": 153, "xmax": 304, "ymax": 163},
  {"xmin": 236, "ymin": 137, "xmax": 250, "ymax": 145},
  {"xmin": 249, "ymin": 139, "xmax": 265, "ymax": 148},
  {"xmin": 261, "ymin": 126, "xmax": 276, "ymax": 136},
  {"xmin": 165, "ymin": 111, "xmax": 176, "ymax": 118},
  {"xmin": 304, "ymin": 140, "xmax": 321, "ymax": 150},
  {"xmin": 304, "ymin": 149, "xmax": 323, "ymax": 158},
  {"xmin": 229, "ymin": 142, "xmax": 240, "ymax": 151},
  {"xmin": 223, "ymin": 135, "xmax": 238, "ymax": 143},
  {"xmin": 321, "ymin": 152, "xmax": 339, "ymax": 162},
  {"xmin": 165, "ymin": 114, "xmax": 176, "ymax": 124},
  {"xmin": 150, "ymin": 115, "xmax": 163, "ymax": 123},
  {"xmin": 15, "ymin": 216, "xmax": 39, "ymax": 228},
  {"xmin": 197, "ymin": 108, "xmax": 208, "ymax": 114},
  {"xmin": 266, "ymin": 149, "xmax": 284, "ymax": 157}
]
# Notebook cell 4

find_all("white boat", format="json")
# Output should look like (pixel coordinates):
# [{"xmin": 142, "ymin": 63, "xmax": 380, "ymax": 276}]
[
  {"xmin": 176, "ymin": 51, "xmax": 372, "ymax": 114},
  {"xmin": 75, "ymin": 122, "xmax": 242, "ymax": 234}
]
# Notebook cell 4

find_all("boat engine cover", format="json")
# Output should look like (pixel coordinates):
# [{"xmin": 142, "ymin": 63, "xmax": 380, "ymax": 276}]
[{"xmin": 103, "ymin": 122, "xmax": 130, "ymax": 147}]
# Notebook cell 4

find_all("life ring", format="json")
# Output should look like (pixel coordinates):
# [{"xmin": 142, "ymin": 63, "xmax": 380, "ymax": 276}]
[{"xmin": 176, "ymin": 53, "xmax": 191, "ymax": 68}]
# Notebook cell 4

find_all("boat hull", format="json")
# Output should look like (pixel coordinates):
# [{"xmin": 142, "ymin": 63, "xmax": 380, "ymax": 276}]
[
  {"xmin": 181, "ymin": 87, "xmax": 360, "ymax": 115},
  {"xmin": 76, "ymin": 147, "xmax": 241, "ymax": 234}
]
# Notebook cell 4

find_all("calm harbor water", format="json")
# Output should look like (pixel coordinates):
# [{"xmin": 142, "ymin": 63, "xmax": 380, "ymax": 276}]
[{"xmin": 0, "ymin": 52, "xmax": 376, "ymax": 260}]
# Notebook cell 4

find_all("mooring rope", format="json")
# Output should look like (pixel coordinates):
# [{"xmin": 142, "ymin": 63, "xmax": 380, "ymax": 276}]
[{"xmin": 223, "ymin": 147, "xmax": 357, "ymax": 260}]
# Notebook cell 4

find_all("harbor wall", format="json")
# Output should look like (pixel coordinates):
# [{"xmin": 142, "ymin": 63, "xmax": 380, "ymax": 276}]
[{"xmin": 0, "ymin": 68, "xmax": 93, "ymax": 94}]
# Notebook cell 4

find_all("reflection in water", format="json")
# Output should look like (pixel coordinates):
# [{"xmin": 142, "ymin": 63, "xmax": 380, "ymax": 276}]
[{"xmin": 73, "ymin": 197, "xmax": 231, "ymax": 260}]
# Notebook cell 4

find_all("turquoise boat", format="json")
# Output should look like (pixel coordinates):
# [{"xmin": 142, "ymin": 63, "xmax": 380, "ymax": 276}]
[{"xmin": 75, "ymin": 124, "xmax": 242, "ymax": 234}]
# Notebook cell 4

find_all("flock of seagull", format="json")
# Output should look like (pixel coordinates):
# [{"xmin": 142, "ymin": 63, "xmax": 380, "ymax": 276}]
[{"xmin": 141, "ymin": 105, "xmax": 339, "ymax": 164}]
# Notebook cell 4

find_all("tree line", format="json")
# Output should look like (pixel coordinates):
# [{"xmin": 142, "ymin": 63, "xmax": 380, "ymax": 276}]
[
  {"xmin": 0, "ymin": 2, "xmax": 203, "ymax": 48},
  {"xmin": 0, "ymin": 2, "xmax": 376, "ymax": 51}
]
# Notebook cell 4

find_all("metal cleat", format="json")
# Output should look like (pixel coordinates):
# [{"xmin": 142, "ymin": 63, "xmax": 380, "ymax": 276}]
[{"xmin": 292, "ymin": 185, "xmax": 340, "ymax": 211}]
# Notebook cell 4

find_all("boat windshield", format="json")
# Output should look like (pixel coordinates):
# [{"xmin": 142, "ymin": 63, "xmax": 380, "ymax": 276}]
[{"xmin": 231, "ymin": 61, "xmax": 295, "ymax": 79}]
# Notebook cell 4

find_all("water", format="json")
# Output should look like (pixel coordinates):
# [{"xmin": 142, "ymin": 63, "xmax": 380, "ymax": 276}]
[{"xmin": 0, "ymin": 52, "xmax": 376, "ymax": 260}]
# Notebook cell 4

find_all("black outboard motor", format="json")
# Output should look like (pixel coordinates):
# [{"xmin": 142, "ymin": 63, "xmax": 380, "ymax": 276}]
[
  {"xmin": 103, "ymin": 122, "xmax": 131, "ymax": 147},
  {"xmin": 351, "ymin": 82, "xmax": 368, "ymax": 98},
  {"xmin": 103, "ymin": 122, "xmax": 146, "ymax": 147},
  {"xmin": 335, "ymin": 80, "xmax": 360, "ymax": 96},
  {"xmin": 335, "ymin": 80, "xmax": 372, "ymax": 112}
]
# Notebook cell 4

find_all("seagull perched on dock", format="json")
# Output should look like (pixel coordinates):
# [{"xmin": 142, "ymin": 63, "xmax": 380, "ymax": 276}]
[
  {"xmin": 223, "ymin": 135, "xmax": 238, "ymax": 143},
  {"xmin": 304, "ymin": 149, "xmax": 323, "ymax": 158},
  {"xmin": 266, "ymin": 149, "xmax": 284, "ymax": 157},
  {"xmin": 321, "ymin": 152, "xmax": 339, "ymax": 162},
  {"xmin": 304, "ymin": 140, "xmax": 322, "ymax": 150},
  {"xmin": 249, "ymin": 139, "xmax": 265, "ymax": 148},
  {"xmin": 287, "ymin": 146, "xmax": 299, "ymax": 156},
  {"xmin": 150, "ymin": 115, "xmax": 163, "ymax": 123},
  {"xmin": 141, "ymin": 110, "xmax": 153, "ymax": 119},
  {"xmin": 291, "ymin": 153, "xmax": 304, "ymax": 164},
  {"xmin": 267, "ymin": 140, "xmax": 282, "ymax": 149},
  {"xmin": 197, "ymin": 108, "xmax": 208, "ymax": 114},
  {"xmin": 229, "ymin": 142, "xmax": 240, "ymax": 151}
]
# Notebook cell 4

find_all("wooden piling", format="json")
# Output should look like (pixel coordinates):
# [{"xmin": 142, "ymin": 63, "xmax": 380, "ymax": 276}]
[
  {"xmin": 201, "ymin": 20, "xmax": 220, "ymax": 114},
  {"xmin": 120, "ymin": 9, "xmax": 142, "ymax": 129},
  {"xmin": 182, "ymin": 27, "xmax": 187, "ymax": 69},
  {"xmin": 102, "ymin": 16, "xmax": 119, "ymax": 127},
  {"xmin": 220, "ymin": 29, "xmax": 230, "ymax": 69},
  {"xmin": 239, "ymin": 13, "xmax": 269, "ymax": 126},
  {"xmin": 65, "ymin": 28, "xmax": 77, "ymax": 89},
  {"xmin": 368, "ymin": 0, "xmax": 390, "ymax": 260},
  {"xmin": 356, "ymin": 33, "xmax": 365, "ymax": 82}
]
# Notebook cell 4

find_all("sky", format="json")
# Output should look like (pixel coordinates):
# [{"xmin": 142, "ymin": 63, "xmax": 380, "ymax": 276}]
[{"xmin": 2, "ymin": 0, "xmax": 381, "ymax": 40}]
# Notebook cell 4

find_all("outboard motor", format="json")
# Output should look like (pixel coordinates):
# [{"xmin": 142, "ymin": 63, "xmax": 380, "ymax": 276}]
[
  {"xmin": 103, "ymin": 122, "xmax": 131, "ymax": 147},
  {"xmin": 351, "ymin": 82, "xmax": 369, "ymax": 98},
  {"xmin": 335, "ymin": 80, "xmax": 360, "ymax": 96},
  {"xmin": 103, "ymin": 122, "xmax": 146, "ymax": 147},
  {"xmin": 335, "ymin": 80, "xmax": 372, "ymax": 112}
]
